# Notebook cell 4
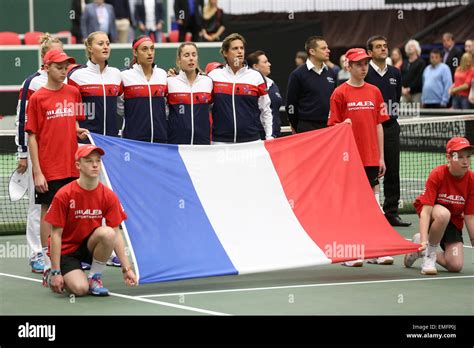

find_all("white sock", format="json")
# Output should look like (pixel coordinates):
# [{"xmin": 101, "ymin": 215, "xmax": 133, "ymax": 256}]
[
  {"xmin": 427, "ymin": 243, "xmax": 439, "ymax": 255},
  {"xmin": 42, "ymin": 247, "xmax": 51, "ymax": 270},
  {"xmin": 89, "ymin": 259, "xmax": 106, "ymax": 278},
  {"xmin": 375, "ymin": 193, "xmax": 384, "ymax": 213}
]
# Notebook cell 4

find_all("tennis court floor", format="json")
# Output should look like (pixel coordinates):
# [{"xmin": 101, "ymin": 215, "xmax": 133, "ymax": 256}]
[{"xmin": 1, "ymin": 214, "xmax": 472, "ymax": 316}]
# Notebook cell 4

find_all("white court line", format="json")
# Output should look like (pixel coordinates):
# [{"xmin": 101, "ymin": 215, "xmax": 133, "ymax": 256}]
[
  {"xmin": 137, "ymin": 275, "xmax": 474, "ymax": 299},
  {"xmin": 0, "ymin": 272, "xmax": 230, "ymax": 316}
]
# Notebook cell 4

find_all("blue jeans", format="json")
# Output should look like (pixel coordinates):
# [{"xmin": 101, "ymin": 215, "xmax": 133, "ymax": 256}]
[{"xmin": 452, "ymin": 95, "xmax": 471, "ymax": 109}]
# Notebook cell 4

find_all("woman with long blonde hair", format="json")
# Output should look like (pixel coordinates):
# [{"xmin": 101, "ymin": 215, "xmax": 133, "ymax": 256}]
[
  {"xmin": 68, "ymin": 31, "xmax": 122, "ymax": 136},
  {"xmin": 449, "ymin": 52, "xmax": 473, "ymax": 109}
]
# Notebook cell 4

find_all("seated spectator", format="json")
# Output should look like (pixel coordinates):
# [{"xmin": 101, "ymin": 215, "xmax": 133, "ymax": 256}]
[
  {"xmin": 390, "ymin": 47, "xmax": 403, "ymax": 70},
  {"xmin": 135, "ymin": 0, "xmax": 164, "ymax": 43},
  {"xmin": 81, "ymin": 0, "xmax": 118, "ymax": 42},
  {"xmin": 106, "ymin": 0, "xmax": 132, "ymax": 43},
  {"xmin": 200, "ymin": 0, "xmax": 225, "ymax": 42},
  {"xmin": 294, "ymin": 51, "xmax": 307, "ymax": 67},
  {"xmin": 465, "ymin": 39, "xmax": 473, "ymax": 57},
  {"xmin": 401, "ymin": 39, "xmax": 425, "ymax": 106},
  {"xmin": 449, "ymin": 53, "xmax": 473, "ymax": 109},
  {"xmin": 71, "ymin": 0, "xmax": 93, "ymax": 43},
  {"xmin": 174, "ymin": 0, "xmax": 203, "ymax": 42},
  {"xmin": 422, "ymin": 48, "xmax": 452, "ymax": 108}
]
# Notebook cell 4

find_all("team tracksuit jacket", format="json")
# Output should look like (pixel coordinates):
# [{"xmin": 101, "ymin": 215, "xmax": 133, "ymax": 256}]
[
  {"xmin": 208, "ymin": 64, "xmax": 273, "ymax": 143},
  {"xmin": 120, "ymin": 63, "xmax": 168, "ymax": 143},
  {"xmin": 68, "ymin": 60, "xmax": 122, "ymax": 136},
  {"xmin": 167, "ymin": 70, "xmax": 213, "ymax": 144}
]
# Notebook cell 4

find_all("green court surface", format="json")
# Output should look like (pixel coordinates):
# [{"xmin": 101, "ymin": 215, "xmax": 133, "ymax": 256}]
[{"xmin": 1, "ymin": 214, "xmax": 472, "ymax": 316}]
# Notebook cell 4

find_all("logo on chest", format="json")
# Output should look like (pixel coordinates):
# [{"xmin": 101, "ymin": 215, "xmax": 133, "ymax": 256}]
[{"xmin": 75, "ymin": 209, "xmax": 103, "ymax": 219}]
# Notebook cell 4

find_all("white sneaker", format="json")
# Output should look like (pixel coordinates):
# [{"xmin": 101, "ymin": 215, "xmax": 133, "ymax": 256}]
[
  {"xmin": 421, "ymin": 250, "xmax": 437, "ymax": 275},
  {"xmin": 367, "ymin": 256, "xmax": 394, "ymax": 265},
  {"xmin": 342, "ymin": 259, "xmax": 364, "ymax": 267},
  {"xmin": 404, "ymin": 233, "xmax": 422, "ymax": 268}
]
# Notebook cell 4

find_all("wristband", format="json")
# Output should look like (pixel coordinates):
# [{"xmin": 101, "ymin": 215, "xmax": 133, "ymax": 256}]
[{"xmin": 51, "ymin": 269, "xmax": 61, "ymax": 276}]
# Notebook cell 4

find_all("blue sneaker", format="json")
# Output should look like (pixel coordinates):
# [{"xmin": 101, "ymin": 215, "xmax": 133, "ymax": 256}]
[
  {"xmin": 88, "ymin": 273, "xmax": 109, "ymax": 296},
  {"xmin": 106, "ymin": 256, "xmax": 121, "ymax": 267},
  {"xmin": 30, "ymin": 252, "xmax": 45, "ymax": 273},
  {"xmin": 81, "ymin": 262, "xmax": 91, "ymax": 270}
]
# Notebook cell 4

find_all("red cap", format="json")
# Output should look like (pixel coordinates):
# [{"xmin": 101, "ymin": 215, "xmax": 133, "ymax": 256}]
[
  {"xmin": 205, "ymin": 62, "xmax": 223, "ymax": 75},
  {"xmin": 43, "ymin": 49, "xmax": 76, "ymax": 65},
  {"xmin": 75, "ymin": 145, "xmax": 105, "ymax": 161},
  {"xmin": 446, "ymin": 137, "xmax": 474, "ymax": 154},
  {"xmin": 345, "ymin": 48, "xmax": 370, "ymax": 62}
]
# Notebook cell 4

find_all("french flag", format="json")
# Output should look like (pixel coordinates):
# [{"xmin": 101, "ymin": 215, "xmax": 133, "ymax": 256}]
[{"xmin": 91, "ymin": 125, "xmax": 418, "ymax": 284}]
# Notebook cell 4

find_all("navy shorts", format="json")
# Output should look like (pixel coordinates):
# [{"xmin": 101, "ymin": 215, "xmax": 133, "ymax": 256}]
[
  {"xmin": 60, "ymin": 233, "xmax": 94, "ymax": 276},
  {"xmin": 364, "ymin": 166, "xmax": 379, "ymax": 188},
  {"xmin": 440, "ymin": 221, "xmax": 464, "ymax": 251}
]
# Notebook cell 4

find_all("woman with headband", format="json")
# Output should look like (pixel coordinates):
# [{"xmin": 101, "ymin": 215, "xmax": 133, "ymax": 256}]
[
  {"xmin": 120, "ymin": 35, "xmax": 168, "ymax": 143},
  {"xmin": 167, "ymin": 42, "xmax": 213, "ymax": 144},
  {"xmin": 68, "ymin": 31, "xmax": 122, "ymax": 137}
]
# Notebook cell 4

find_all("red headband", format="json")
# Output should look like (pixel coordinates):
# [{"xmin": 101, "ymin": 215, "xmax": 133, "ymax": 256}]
[{"xmin": 133, "ymin": 37, "xmax": 153, "ymax": 50}]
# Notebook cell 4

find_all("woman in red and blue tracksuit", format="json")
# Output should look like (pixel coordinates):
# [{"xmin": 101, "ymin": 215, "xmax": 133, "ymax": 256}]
[
  {"xmin": 207, "ymin": 33, "xmax": 273, "ymax": 144},
  {"xmin": 120, "ymin": 36, "xmax": 168, "ymax": 143},
  {"xmin": 68, "ymin": 31, "xmax": 122, "ymax": 137},
  {"xmin": 167, "ymin": 42, "xmax": 213, "ymax": 144}
]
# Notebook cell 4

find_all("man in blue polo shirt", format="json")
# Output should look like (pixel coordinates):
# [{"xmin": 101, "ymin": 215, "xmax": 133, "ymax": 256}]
[
  {"xmin": 365, "ymin": 35, "xmax": 411, "ymax": 230},
  {"xmin": 422, "ymin": 49, "xmax": 452, "ymax": 108},
  {"xmin": 286, "ymin": 36, "xmax": 336, "ymax": 133}
]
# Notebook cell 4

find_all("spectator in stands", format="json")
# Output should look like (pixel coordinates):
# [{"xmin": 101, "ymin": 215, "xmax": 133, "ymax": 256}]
[
  {"xmin": 449, "ymin": 52, "xmax": 473, "ymax": 110},
  {"xmin": 68, "ymin": 31, "xmax": 123, "ymax": 137},
  {"xmin": 128, "ymin": 0, "xmax": 138, "ymax": 42},
  {"xmin": 207, "ymin": 33, "xmax": 273, "ymax": 143},
  {"xmin": 174, "ymin": 0, "xmax": 204, "ymax": 42},
  {"xmin": 401, "ymin": 39, "xmax": 425, "ymax": 106},
  {"xmin": 365, "ymin": 35, "xmax": 411, "ymax": 230},
  {"xmin": 465, "ymin": 39, "xmax": 473, "ymax": 57},
  {"xmin": 120, "ymin": 36, "xmax": 168, "ymax": 143},
  {"xmin": 135, "ymin": 0, "xmax": 164, "ymax": 43},
  {"xmin": 106, "ymin": 0, "xmax": 132, "ymax": 43},
  {"xmin": 81, "ymin": 0, "xmax": 118, "ymax": 42},
  {"xmin": 286, "ymin": 36, "xmax": 336, "ymax": 133},
  {"xmin": 247, "ymin": 50, "xmax": 282, "ymax": 138},
  {"xmin": 389, "ymin": 47, "xmax": 403, "ymax": 70},
  {"xmin": 442, "ymin": 32, "xmax": 463, "ymax": 78},
  {"xmin": 294, "ymin": 51, "xmax": 307, "ymax": 67},
  {"xmin": 16, "ymin": 34, "xmax": 64, "ymax": 274},
  {"xmin": 200, "ymin": 0, "xmax": 225, "ymax": 42},
  {"xmin": 337, "ymin": 54, "xmax": 350, "ymax": 85},
  {"xmin": 71, "ymin": 0, "xmax": 93, "ymax": 43},
  {"xmin": 422, "ymin": 48, "xmax": 452, "ymax": 108},
  {"xmin": 168, "ymin": 42, "xmax": 214, "ymax": 144}
]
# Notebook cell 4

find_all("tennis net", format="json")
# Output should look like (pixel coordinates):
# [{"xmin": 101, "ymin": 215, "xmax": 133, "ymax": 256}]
[{"xmin": 1, "ymin": 115, "xmax": 473, "ymax": 233}]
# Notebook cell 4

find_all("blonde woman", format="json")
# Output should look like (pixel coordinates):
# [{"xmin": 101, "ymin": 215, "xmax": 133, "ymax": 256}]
[
  {"xmin": 167, "ymin": 42, "xmax": 213, "ymax": 144},
  {"xmin": 449, "ymin": 52, "xmax": 473, "ymax": 109},
  {"xmin": 15, "ymin": 33, "xmax": 63, "ymax": 274},
  {"xmin": 68, "ymin": 31, "xmax": 122, "ymax": 136}
]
